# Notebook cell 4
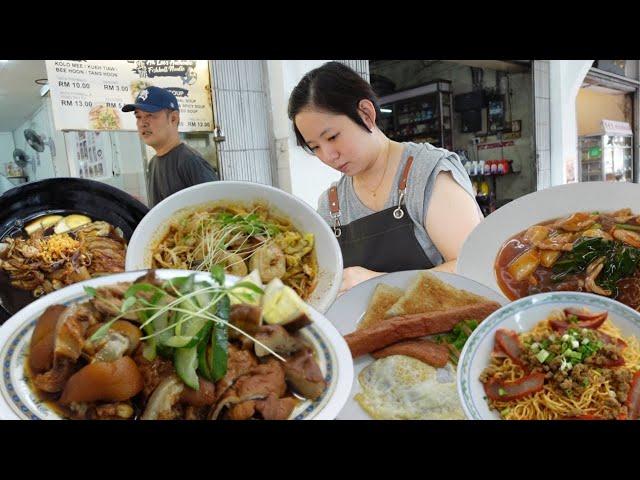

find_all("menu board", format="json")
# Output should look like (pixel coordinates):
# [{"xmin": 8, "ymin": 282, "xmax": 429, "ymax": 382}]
[{"xmin": 45, "ymin": 60, "xmax": 214, "ymax": 132}]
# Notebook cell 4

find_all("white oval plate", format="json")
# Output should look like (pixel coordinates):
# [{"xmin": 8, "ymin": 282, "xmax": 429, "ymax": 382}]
[
  {"xmin": 0, "ymin": 269, "xmax": 353, "ymax": 420},
  {"xmin": 325, "ymin": 270, "xmax": 508, "ymax": 420},
  {"xmin": 457, "ymin": 291, "xmax": 640, "ymax": 420},
  {"xmin": 457, "ymin": 181, "xmax": 640, "ymax": 297},
  {"xmin": 125, "ymin": 181, "xmax": 343, "ymax": 313}
]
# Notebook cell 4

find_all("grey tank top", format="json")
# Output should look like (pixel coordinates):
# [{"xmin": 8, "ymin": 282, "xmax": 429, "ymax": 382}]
[{"xmin": 317, "ymin": 142, "xmax": 479, "ymax": 266}]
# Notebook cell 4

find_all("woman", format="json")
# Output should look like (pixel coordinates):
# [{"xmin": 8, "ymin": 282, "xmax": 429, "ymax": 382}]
[{"xmin": 288, "ymin": 62, "xmax": 483, "ymax": 294}]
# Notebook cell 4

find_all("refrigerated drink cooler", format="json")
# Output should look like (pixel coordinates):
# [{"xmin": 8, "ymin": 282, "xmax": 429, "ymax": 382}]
[{"xmin": 579, "ymin": 120, "xmax": 633, "ymax": 183}]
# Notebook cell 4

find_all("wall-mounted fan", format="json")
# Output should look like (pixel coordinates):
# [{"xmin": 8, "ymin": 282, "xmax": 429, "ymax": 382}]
[
  {"xmin": 12, "ymin": 148, "xmax": 31, "ymax": 169},
  {"xmin": 24, "ymin": 128, "xmax": 56, "ymax": 157}
]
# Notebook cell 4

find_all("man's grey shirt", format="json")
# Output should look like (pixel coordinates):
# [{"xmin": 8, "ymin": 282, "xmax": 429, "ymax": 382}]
[{"xmin": 147, "ymin": 142, "xmax": 219, "ymax": 207}]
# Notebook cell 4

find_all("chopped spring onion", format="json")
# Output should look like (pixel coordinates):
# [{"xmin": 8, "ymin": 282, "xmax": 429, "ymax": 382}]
[{"xmin": 536, "ymin": 349, "xmax": 550, "ymax": 363}]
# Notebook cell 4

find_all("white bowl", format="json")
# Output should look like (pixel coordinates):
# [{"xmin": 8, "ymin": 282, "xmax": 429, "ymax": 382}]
[
  {"xmin": 457, "ymin": 291, "xmax": 640, "ymax": 420},
  {"xmin": 0, "ymin": 269, "xmax": 354, "ymax": 420},
  {"xmin": 125, "ymin": 181, "xmax": 342, "ymax": 313},
  {"xmin": 457, "ymin": 181, "xmax": 640, "ymax": 296}
]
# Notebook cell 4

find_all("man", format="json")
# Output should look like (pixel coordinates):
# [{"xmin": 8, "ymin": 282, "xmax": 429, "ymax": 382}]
[{"xmin": 122, "ymin": 86, "xmax": 219, "ymax": 207}]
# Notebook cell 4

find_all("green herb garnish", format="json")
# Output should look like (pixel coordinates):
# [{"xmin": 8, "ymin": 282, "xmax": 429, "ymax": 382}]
[{"xmin": 551, "ymin": 236, "xmax": 640, "ymax": 296}]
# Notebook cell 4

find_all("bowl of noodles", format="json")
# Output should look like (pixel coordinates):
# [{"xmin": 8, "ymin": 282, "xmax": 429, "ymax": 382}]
[
  {"xmin": 125, "ymin": 181, "xmax": 342, "ymax": 313},
  {"xmin": 457, "ymin": 291, "xmax": 640, "ymax": 420}
]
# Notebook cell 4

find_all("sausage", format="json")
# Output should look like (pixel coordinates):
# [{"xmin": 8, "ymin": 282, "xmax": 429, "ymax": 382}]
[
  {"xmin": 344, "ymin": 301, "xmax": 501, "ymax": 358},
  {"xmin": 370, "ymin": 339, "xmax": 449, "ymax": 368}
]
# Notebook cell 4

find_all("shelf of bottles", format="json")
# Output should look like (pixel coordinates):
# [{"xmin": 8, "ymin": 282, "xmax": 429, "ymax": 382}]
[{"xmin": 379, "ymin": 88, "xmax": 453, "ymax": 150}]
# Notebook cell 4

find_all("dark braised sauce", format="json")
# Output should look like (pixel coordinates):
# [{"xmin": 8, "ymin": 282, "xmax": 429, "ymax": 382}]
[{"xmin": 495, "ymin": 213, "xmax": 640, "ymax": 309}]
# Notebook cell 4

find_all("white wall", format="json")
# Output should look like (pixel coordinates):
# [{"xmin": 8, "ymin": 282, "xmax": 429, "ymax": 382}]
[
  {"xmin": 267, "ymin": 60, "xmax": 341, "ymax": 209},
  {"xmin": 548, "ymin": 60, "xmax": 594, "ymax": 185},
  {"xmin": 0, "ymin": 132, "xmax": 16, "ymax": 175},
  {"xmin": 11, "ymin": 96, "xmax": 148, "ymax": 204},
  {"xmin": 112, "ymin": 132, "xmax": 148, "ymax": 205},
  {"xmin": 12, "ymin": 96, "xmax": 70, "ymax": 181}
]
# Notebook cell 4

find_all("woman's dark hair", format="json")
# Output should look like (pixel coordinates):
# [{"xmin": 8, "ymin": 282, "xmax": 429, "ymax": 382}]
[{"xmin": 288, "ymin": 61, "xmax": 381, "ymax": 153}]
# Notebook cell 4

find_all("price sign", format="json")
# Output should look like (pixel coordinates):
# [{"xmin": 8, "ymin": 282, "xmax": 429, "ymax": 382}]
[{"xmin": 46, "ymin": 60, "xmax": 214, "ymax": 132}]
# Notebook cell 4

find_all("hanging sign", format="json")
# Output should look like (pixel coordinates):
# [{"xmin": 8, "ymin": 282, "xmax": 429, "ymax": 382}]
[
  {"xmin": 45, "ymin": 60, "xmax": 214, "ymax": 132},
  {"xmin": 601, "ymin": 119, "xmax": 632, "ymax": 136}
]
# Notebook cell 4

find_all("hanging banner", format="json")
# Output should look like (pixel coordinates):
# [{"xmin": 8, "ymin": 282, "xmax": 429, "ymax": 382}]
[{"xmin": 45, "ymin": 60, "xmax": 214, "ymax": 132}]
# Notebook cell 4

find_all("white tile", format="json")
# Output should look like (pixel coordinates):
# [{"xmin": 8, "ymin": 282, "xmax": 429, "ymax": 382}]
[
  {"xmin": 537, "ymin": 150, "xmax": 551, "ymax": 171},
  {"xmin": 536, "ymin": 124, "xmax": 550, "ymax": 151},
  {"xmin": 537, "ymin": 169, "xmax": 551, "ymax": 191},
  {"xmin": 248, "ymin": 91, "xmax": 269, "ymax": 149},
  {"xmin": 540, "ymin": 71, "xmax": 549, "ymax": 99},
  {"xmin": 535, "ymin": 97, "xmax": 550, "ymax": 125},
  {"xmin": 535, "ymin": 70, "xmax": 543, "ymax": 96}
]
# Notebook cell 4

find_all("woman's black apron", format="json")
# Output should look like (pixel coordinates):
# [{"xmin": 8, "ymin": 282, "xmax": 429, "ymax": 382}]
[{"xmin": 328, "ymin": 156, "xmax": 434, "ymax": 272}]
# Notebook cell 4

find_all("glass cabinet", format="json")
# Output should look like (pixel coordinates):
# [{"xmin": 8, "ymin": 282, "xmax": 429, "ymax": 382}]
[{"xmin": 579, "ymin": 133, "xmax": 633, "ymax": 182}]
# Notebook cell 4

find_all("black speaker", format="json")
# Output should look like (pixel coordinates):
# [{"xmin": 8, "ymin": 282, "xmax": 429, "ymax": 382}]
[
  {"xmin": 461, "ymin": 110, "xmax": 482, "ymax": 133},
  {"xmin": 454, "ymin": 91, "xmax": 485, "ymax": 112}
]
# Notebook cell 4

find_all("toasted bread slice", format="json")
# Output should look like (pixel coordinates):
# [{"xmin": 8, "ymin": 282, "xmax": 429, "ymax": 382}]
[
  {"xmin": 357, "ymin": 284, "xmax": 404, "ymax": 330},
  {"xmin": 384, "ymin": 271, "xmax": 488, "ymax": 318}
]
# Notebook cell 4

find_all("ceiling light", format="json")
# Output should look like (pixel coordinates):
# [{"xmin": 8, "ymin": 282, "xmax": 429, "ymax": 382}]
[{"xmin": 381, "ymin": 108, "xmax": 392, "ymax": 113}]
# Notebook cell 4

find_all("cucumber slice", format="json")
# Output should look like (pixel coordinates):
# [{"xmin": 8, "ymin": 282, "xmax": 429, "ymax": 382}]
[
  {"xmin": 211, "ymin": 295, "xmax": 230, "ymax": 381},
  {"xmin": 197, "ymin": 323, "xmax": 214, "ymax": 381},
  {"xmin": 174, "ymin": 346, "xmax": 199, "ymax": 390},
  {"xmin": 164, "ymin": 335, "xmax": 196, "ymax": 348}
]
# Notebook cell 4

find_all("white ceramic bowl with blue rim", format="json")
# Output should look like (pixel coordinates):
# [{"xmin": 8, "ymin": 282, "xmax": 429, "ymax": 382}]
[
  {"xmin": 0, "ymin": 269, "xmax": 353, "ymax": 420},
  {"xmin": 457, "ymin": 291, "xmax": 640, "ymax": 420},
  {"xmin": 125, "ymin": 181, "xmax": 343, "ymax": 314}
]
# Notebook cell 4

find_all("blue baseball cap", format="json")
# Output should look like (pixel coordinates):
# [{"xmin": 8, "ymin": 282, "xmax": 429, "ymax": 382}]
[{"xmin": 122, "ymin": 86, "xmax": 179, "ymax": 113}]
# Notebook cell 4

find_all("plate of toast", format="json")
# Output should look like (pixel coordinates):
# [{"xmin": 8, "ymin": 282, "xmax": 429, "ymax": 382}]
[{"xmin": 327, "ymin": 270, "xmax": 509, "ymax": 420}]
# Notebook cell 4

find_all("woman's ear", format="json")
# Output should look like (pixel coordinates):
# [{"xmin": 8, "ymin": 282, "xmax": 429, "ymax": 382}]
[{"xmin": 357, "ymin": 99, "xmax": 377, "ymax": 130}]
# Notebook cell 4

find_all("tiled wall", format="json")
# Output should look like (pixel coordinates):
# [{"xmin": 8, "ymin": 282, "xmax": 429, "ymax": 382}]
[
  {"xmin": 534, "ymin": 60, "xmax": 551, "ymax": 190},
  {"xmin": 211, "ymin": 60, "xmax": 275, "ymax": 185}
]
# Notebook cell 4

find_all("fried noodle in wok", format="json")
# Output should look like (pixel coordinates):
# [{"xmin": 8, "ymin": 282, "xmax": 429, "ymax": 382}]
[{"xmin": 0, "ymin": 221, "xmax": 126, "ymax": 297}]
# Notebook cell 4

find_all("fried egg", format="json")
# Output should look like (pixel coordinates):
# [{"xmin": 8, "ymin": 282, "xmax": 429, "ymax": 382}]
[{"xmin": 355, "ymin": 355, "xmax": 464, "ymax": 420}]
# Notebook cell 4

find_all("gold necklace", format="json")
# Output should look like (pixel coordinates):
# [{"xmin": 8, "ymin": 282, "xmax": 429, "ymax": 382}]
[{"xmin": 359, "ymin": 141, "xmax": 391, "ymax": 198}]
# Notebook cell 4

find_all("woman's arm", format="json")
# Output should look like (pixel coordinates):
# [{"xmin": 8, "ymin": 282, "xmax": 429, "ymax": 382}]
[
  {"xmin": 339, "ymin": 266, "xmax": 385, "ymax": 295},
  {"xmin": 425, "ymin": 171, "xmax": 483, "ymax": 263}
]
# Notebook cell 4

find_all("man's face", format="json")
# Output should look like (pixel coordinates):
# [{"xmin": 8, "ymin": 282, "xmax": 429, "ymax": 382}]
[{"xmin": 134, "ymin": 109, "xmax": 177, "ymax": 148}]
